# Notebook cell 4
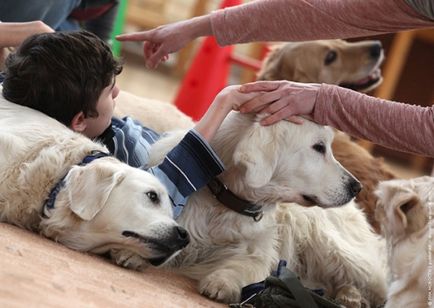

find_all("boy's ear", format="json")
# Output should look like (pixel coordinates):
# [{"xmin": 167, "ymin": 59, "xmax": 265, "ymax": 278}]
[{"xmin": 70, "ymin": 111, "xmax": 87, "ymax": 133}]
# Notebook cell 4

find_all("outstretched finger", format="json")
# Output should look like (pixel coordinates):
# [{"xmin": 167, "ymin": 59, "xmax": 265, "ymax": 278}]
[{"xmin": 116, "ymin": 31, "xmax": 150, "ymax": 42}]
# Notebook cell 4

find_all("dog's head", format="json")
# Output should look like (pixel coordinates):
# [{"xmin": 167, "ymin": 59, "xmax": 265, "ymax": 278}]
[
  {"xmin": 215, "ymin": 112, "xmax": 361, "ymax": 208},
  {"xmin": 41, "ymin": 158, "xmax": 189, "ymax": 266},
  {"xmin": 375, "ymin": 176, "xmax": 433, "ymax": 240},
  {"xmin": 257, "ymin": 39, "xmax": 383, "ymax": 92}
]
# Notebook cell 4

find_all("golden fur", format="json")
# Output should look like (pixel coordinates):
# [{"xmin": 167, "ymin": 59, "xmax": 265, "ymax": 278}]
[
  {"xmin": 113, "ymin": 112, "xmax": 387, "ymax": 307},
  {"xmin": 375, "ymin": 176, "xmax": 434, "ymax": 308},
  {"xmin": 258, "ymin": 39, "xmax": 398, "ymax": 233},
  {"xmin": 0, "ymin": 96, "xmax": 188, "ymax": 264}
]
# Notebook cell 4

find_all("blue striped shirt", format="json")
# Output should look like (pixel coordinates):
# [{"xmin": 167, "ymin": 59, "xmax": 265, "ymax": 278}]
[{"xmin": 97, "ymin": 117, "xmax": 224, "ymax": 218}]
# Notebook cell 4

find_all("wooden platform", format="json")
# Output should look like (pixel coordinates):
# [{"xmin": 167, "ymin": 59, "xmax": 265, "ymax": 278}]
[{"xmin": 0, "ymin": 223, "xmax": 224, "ymax": 308}]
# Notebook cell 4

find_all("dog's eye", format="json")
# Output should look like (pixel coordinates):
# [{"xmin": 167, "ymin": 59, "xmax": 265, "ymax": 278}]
[
  {"xmin": 312, "ymin": 142, "xmax": 326, "ymax": 154},
  {"xmin": 324, "ymin": 50, "xmax": 337, "ymax": 65},
  {"xmin": 146, "ymin": 191, "xmax": 160, "ymax": 204}
]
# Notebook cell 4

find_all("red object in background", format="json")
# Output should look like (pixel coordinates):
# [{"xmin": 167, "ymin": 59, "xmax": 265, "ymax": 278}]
[{"xmin": 174, "ymin": 0, "xmax": 241, "ymax": 121}]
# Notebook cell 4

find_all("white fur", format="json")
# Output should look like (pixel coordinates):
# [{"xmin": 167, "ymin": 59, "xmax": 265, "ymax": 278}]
[
  {"xmin": 376, "ymin": 176, "xmax": 434, "ymax": 308},
  {"xmin": 0, "ymin": 97, "xmax": 187, "ymax": 264},
  {"xmin": 115, "ymin": 112, "xmax": 387, "ymax": 306}
]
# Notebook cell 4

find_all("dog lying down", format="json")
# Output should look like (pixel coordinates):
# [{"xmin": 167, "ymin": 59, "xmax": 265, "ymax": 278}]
[
  {"xmin": 113, "ymin": 111, "xmax": 387, "ymax": 307},
  {"xmin": 257, "ymin": 39, "xmax": 398, "ymax": 233},
  {"xmin": 0, "ymin": 97, "xmax": 189, "ymax": 266},
  {"xmin": 375, "ymin": 176, "xmax": 434, "ymax": 308}
]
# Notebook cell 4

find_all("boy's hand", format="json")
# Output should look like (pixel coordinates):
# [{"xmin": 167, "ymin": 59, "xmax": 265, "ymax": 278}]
[
  {"xmin": 194, "ymin": 85, "xmax": 263, "ymax": 142},
  {"xmin": 213, "ymin": 85, "xmax": 263, "ymax": 112}
]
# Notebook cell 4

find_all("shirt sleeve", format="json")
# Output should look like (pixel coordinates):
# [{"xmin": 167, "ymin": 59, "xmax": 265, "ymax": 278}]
[
  {"xmin": 210, "ymin": 0, "xmax": 434, "ymax": 46},
  {"xmin": 145, "ymin": 129, "xmax": 224, "ymax": 218},
  {"xmin": 312, "ymin": 84, "xmax": 434, "ymax": 157},
  {"xmin": 108, "ymin": 117, "xmax": 224, "ymax": 219}
]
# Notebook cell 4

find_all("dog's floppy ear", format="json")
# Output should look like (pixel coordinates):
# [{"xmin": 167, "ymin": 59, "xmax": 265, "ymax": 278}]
[
  {"xmin": 394, "ymin": 191, "xmax": 427, "ymax": 235},
  {"xmin": 233, "ymin": 124, "xmax": 278, "ymax": 188},
  {"xmin": 65, "ymin": 163, "xmax": 125, "ymax": 220},
  {"xmin": 257, "ymin": 45, "xmax": 287, "ymax": 81},
  {"xmin": 377, "ymin": 182, "xmax": 428, "ymax": 236}
]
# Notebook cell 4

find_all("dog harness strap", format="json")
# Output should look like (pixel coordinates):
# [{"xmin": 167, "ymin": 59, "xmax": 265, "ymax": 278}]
[
  {"xmin": 207, "ymin": 178, "xmax": 264, "ymax": 222},
  {"xmin": 42, "ymin": 150, "xmax": 111, "ymax": 218}
]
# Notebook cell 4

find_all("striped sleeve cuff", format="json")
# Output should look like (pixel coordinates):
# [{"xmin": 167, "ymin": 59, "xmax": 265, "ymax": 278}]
[{"xmin": 159, "ymin": 130, "xmax": 224, "ymax": 198}]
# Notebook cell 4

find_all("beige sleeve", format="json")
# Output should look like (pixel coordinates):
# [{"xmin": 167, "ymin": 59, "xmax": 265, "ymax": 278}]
[
  {"xmin": 210, "ymin": 0, "xmax": 434, "ymax": 46},
  {"xmin": 313, "ymin": 84, "xmax": 434, "ymax": 157}
]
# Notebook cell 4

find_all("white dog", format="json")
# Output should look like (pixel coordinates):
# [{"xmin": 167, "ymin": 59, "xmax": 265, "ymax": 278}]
[
  {"xmin": 0, "ymin": 97, "xmax": 189, "ymax": 265},
  {"xmin": 375, "ymin": 176, "xmax": 434, "ymax": 308},
  {"xmin": 114, "ymin": 112, "xmax": 387, "ymax": 307}
]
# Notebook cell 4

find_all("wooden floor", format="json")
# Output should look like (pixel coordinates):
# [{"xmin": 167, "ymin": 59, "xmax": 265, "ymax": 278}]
[{"xmin": 0, "ymin": 223, "xmax": 224, "ymax": 308}]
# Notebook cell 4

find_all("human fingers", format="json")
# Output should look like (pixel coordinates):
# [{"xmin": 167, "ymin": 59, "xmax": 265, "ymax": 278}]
[
  {"xmin": 239, "ymin": 90, "xmax": 283, "ymax": 113},
  {"xmin": 285, "ymin": 116, "xmax": 304, "ymax": 125},
  {"xmin": 146, "ymin": 45, "xmax": 170, "ymax": 69},
  {"xmin": 260, "ymin": 107, "xmax": 301, "ymax": 126},
  {"xmin": 239, "ymin": 81, "xmax": 283, "ymax": 93},
  {"xmin": 116, "ymin": 31, "xmax": 151, "ymax": 42}
]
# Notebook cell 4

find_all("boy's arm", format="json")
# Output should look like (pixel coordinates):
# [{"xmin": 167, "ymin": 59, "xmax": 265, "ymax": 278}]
[
  {"xmin": 146, "ymin": 130, "xmax": 224, "ymax": 218},
  {"xmin": 194, "ymin": 85, "xmax": 261, "ymax": 141},
  {"xmin": 109, "ymin": 117, "xmax": 224, "ymax": 219},
  {"xmin": 110, "ymin": 87, "xmax": 260, "ymax": 218}
]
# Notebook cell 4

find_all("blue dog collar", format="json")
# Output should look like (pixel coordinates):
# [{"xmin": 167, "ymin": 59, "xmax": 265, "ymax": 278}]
[{"xmin": 42, "ymin": 151, "xmax": 111, "ymax": 217}]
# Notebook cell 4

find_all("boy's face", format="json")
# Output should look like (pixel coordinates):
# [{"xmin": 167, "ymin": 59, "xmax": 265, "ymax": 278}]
[{"xmin": 81, "ymin": 80, "xmax": 120, "ymax": 138}]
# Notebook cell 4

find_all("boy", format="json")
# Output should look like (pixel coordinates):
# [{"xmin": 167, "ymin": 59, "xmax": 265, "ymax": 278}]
[{"xmin": 1, "ymin": 31, "xmax": 260, "ymax": 218}]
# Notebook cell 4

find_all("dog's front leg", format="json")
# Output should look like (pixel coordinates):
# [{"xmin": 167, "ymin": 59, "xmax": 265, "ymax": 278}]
[
  {"xmin": 196, "ymin": 255, "xmax": 276, "ymax": 304},
  {"xmin": 110, "ymin": 249, "xmax": 148, "ymax": 271}
]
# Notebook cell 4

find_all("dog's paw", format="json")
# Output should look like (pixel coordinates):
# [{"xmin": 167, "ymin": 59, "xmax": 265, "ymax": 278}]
[
  {"xmin": 110, "ymin": 249, "xmax": 147, "ymax": 271},
  {"xmin": 335, "ymin": 285, "xmax": 365, "ymax": 308},
  {"xmin": 198, "ymin": 271, "xmax": 242, "ymax": 303}
]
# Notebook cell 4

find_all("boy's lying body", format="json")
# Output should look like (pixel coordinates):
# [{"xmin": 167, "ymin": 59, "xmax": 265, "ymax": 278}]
[{"xmin": 1, "ymin": 31, "xmax": 260, "ymax": 218}]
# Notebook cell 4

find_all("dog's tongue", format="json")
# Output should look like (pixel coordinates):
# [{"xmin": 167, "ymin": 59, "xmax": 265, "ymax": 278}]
[{"xmin": 354, "ymin": 68, "xmax": 381, "ymax": 86}]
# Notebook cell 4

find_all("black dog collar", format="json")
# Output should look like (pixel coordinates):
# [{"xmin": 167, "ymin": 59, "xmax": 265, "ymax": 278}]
[{"xmin": 208, "ymin": 178, "xmax": 264, "ymax": 222}]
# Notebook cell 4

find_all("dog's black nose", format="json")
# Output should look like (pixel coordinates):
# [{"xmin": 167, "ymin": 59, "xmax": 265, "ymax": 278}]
[
  {"xmin": 175, "ymin": 226, "xmax": 190, "ymax": 247},
  {"xmin": 370, "ymin": 41, "xmax": 382, "ymax": 59},
  {"xmin": 347, "ymin": 179, "xmax": 362, "ymax": 197}
]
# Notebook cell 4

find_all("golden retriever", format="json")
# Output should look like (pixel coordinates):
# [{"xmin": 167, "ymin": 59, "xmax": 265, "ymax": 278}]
[
  {"xmin": 0, "ymin": 96, "xmax": 189, "ymax": 266},
  {"xmin": 113, "ymin": 109, "xmax": 387, "ymax": 307},
  {"xmin": 257, "ymin": 39, "xmax": 384, "ymax": 92},
  {"xmin": 375, "ymin": 176, "xmax": 434, "ymax": 308},
  {"xmin": 258, "ymin": 39, "xmax": 398, "ymax": 233}
]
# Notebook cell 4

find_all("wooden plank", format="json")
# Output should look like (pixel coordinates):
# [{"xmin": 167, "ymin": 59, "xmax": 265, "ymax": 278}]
[{"xmin": 0, "ymin": 223, "xmax": 224, "ymax": 308}]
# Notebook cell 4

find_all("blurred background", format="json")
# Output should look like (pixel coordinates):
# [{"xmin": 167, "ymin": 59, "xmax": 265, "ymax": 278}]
[{"xmin": 115, "ymin": 0, "xmax": 434, "ymax": 177}]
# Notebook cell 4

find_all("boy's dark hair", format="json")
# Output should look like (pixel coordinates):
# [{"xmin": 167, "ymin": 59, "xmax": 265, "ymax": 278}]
[{"xmin": 2, "ymin": 30, "xmax": 122, "ymax": 126}]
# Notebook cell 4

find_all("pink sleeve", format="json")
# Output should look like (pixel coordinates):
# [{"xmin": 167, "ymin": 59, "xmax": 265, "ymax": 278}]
[
  {"xmin": 313, "ymin": 84, "xmax": 434, "ymax": 157},
  {"xmin": 210, "ymin": 0, "xmax": 434, "ymax": 46}
]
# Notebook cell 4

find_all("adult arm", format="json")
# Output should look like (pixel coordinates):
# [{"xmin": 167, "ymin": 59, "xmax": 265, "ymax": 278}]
[
  {"xmin": 312, "ymin": 84, "xmax": 434, "ymax": 157},
  {"xmin": 0, "ymin": 21, "xmax": 54, "ymax": 48},
  {"xmin": 211, "ymin": 0, "xmax": 434, "ymax": 46}
]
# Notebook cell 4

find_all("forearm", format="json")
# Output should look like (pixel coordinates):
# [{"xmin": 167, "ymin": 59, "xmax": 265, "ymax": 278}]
[
  {"xmin": 0, "ymin": 21, "xmax": 52, "ymax": 47},
  {"xmin": 194, "ymin": 99, "xmax": 231, "ymax": 141},
  {"xmin": 313, "ymin": 84, "xmax": 434, "ymax": 157},
  {"xmin": 210, "ymin": 0, "xmax": 434, "ymax": 46}
]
